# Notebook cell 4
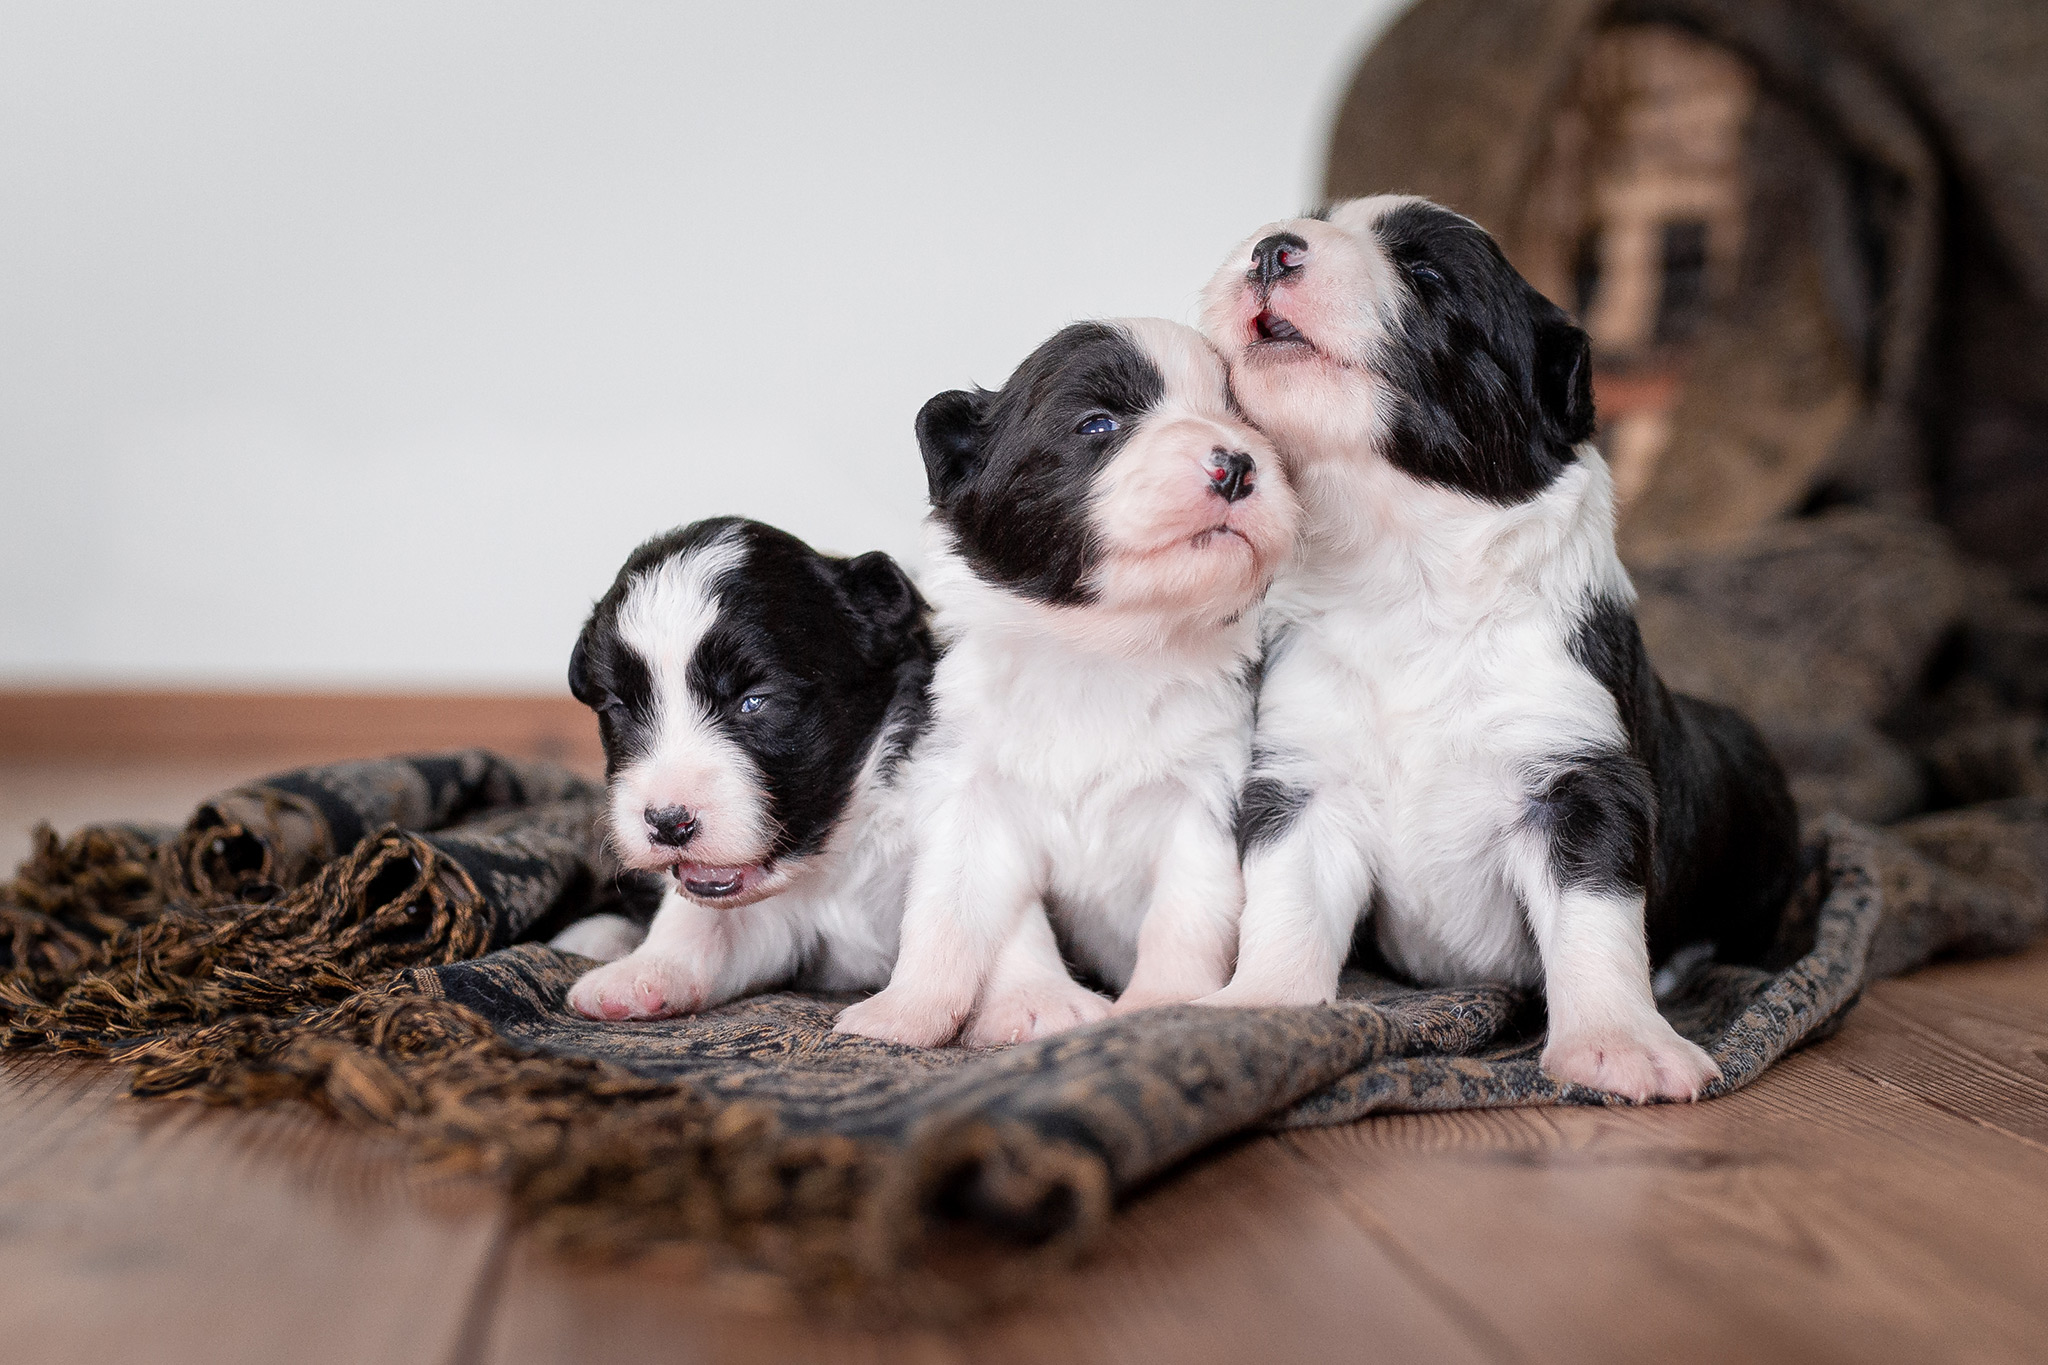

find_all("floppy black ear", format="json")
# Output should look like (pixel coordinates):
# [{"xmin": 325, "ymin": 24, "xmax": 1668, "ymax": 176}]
[
  {"xmin": 567, "ymin": 629, "xmax": 600, "ymax": 706},
  {"xmin": 1535, "ymin": 315, "xmax": 1596, "ymax": 445},
  {"xmin": 841, "ymin": 551, "xmax": 927, "ymax": 661},
  {"xmin": 915, "ymin": 389, "xmax": 987, "ymax": 503}
]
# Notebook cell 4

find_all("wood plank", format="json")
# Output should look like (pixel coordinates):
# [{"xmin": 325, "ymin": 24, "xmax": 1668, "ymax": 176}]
[
  {"xmin": 0, "ymin": 688, "xmax": 603, "ymax": 770},
  {"xmin": 0, "ymin": 1055, "xmax": 508, "ymax": 1365},
  {"xmin": 477, "ymin": 1132, "xmax": 1502, "ymax": 1365},
  {"xmin": 1888, "ymin": 940, "xmax": 2048, "ymax": 1024},
  {"xmin": 1280, "ymin": 1035, "xmax": 2048, "ymax": 1365},
  {"xmin": 1819, "ymin": 983, "xmax": 2048, "ymax": 1150}
]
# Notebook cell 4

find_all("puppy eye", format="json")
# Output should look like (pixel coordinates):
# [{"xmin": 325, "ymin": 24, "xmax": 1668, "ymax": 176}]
[
  {"xmin": 1077, "ymin": 415, "xmax": 1119, "ymax": 436},
  {"xmin": 1410, "ymin": 265, "xmax": 1445, "ymax": 287},
  {"xmin": 737, "ymin": 694, "xmax": 769, "ymax": 715}
]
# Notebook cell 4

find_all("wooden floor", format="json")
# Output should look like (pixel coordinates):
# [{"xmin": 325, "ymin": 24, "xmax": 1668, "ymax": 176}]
[{"xmin": 5, "ymin": 766, "xmax": 2048, "ymax": 1364}]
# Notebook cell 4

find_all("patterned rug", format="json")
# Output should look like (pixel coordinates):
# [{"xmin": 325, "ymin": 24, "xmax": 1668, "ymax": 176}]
[{"xmin": 3, "ymin": 750, "xmax": 2043, "ymax": 1315}]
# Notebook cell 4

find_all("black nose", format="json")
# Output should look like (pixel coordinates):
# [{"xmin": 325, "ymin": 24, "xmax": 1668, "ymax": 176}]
[
  {"xmin": 1251, "ymin": 232, "xmax": 1308, "ymax": 291},
  {"xmin": 644, "ymin": 804, "xmax": 699, "ymax": 848},
  {"xmin": 1209, "ymin": 449, "xmax": 1256, "ymax": 503}
]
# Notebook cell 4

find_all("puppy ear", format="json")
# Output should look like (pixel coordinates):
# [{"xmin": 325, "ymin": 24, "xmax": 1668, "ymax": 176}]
[
  {"xmin": 1535, "ymin": 315, "xmax": 1596, "ymax": 445},
  {"xmin": 840, "ymin": 551, "xmax": 927, "ymax": 662},
  {"xmin": 567, "ymin": 629, "xmax": 600, "ymax": 706},
  {"xmin": 915, "ymin": 389, "xmax": 987, "ymax": 502}
]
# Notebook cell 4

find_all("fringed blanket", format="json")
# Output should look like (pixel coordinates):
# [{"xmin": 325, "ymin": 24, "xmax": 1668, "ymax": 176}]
[{"xmin": 4, "ymin": 750, "xmax": 2044, "ymax": 1315}]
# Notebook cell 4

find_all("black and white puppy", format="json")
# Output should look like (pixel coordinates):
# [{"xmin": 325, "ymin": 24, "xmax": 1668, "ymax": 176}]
[
  {"xmin": 833, "ymin": 319, "xmax": 1300, "ymax": 1048},
  {"xmin": 558, "ymin": 516, "xmax": 935, "ymax": 1019},
  {"xmin": 1197, "ymin": 196, "xmax": 1798, "ymax": 1100}
]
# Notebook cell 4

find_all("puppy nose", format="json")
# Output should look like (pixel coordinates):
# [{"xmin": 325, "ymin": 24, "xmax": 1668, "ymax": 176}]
[
  {"xmin": 644, "ymin": 804, "xmax": 699, "ymax": 848},
  {"xmin": 1209, "ymin": 449, "xmax": 1256, "ymax": 503},
  {"xmin": 1251, "ymin": 232, "xmax": 1308, "ymax": 290}
]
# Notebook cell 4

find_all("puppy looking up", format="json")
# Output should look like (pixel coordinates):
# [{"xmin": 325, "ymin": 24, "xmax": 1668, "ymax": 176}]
[
  {"xmin": 561, "ymin": 517, "xmax": 934, "ymax": 1018},
  {"xmin": 834, "ymin": 319, "xmax": 1299, "ymax": 1048},
  {"xmin": 1198, "ymin": 197, "xmax": 1798, "ymax": 1100}
]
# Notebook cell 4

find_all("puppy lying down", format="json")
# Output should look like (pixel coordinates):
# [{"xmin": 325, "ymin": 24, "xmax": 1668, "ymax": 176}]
[
  {"xmin": 560, "ymin": 517, "xmax": 934, "ymax": 1018},
  {"xmin": 834, "ymin": 318, "xmax": 1299, "ymax": 1047},
  {"xmin": 1197, "ymin": 196, "xmax": 1799, "ymax": 1100}
]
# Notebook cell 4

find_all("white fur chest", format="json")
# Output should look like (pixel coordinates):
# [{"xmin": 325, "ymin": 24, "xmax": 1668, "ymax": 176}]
[
  {"xmin": 1258, "ymin": 453, "xmax": 1632, "ymax": 983},
  {"xmin": 912, "ymin": 570, "xmax": 1259, "ymax": 984}
]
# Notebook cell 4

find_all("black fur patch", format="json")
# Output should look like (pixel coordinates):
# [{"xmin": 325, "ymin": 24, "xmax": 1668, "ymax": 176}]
[
  {"xmin": 915, "ymin": 322, "xmax": 1164, "ymax": 605},
  {"xmin": 570, "ymin": 517, "xmax": 936, "ymax": 867},
  {"xmin": 1529, "ymin": 749, "xmax": 1656, "ymax": 896},
  {"xmin": 1565, "ymin": 595, "xmax": 1800, "ymax": 964},
  {"xmin": 1236, "ymin": 773, "xmax": 1311, "ymax": 858},
  {"xmin": 1370, "ymin": 201, "xmax": 1595, "ymax": 505}
]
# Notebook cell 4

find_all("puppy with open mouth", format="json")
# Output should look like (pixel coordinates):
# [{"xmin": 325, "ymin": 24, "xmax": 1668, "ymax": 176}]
[
  {"xmin": 833, "ymin": 319, "xmax": 1299, "ymax": 1048},
  {"xmin": 1197, "ymin": 197, "xmax": 1799, "ymax": 1101},
  {"xmin": 560, "ymin": 517, "xmax": 934, "ymax": 1020}
]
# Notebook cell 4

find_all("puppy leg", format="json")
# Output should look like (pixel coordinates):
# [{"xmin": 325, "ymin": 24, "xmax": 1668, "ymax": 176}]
[
  {"xmin": 1511, "ymin": 759, "xmax": 1720, "ymax": 1101},
  {"xmin": 1115, "ymin": 796, "xmax": 1243, "ymax": 1012},
  {"xmin": 961, "ymin": 905, "xmax": 1111, "ymax": 1046},
  {"xmin": 549, "ymin": 913, "xmax": 646, "ymax": 963},
  {"xmin": 567, "ymin": 887, "xmax": 805, "ymax": 1021},
  {"xmin": 1196, "ymin": 795, "xmax": 1372, "ymax": 1008},
  {"xmin": 833, "ymin": 794, "xmax": 1036, "ymax": 1047}
]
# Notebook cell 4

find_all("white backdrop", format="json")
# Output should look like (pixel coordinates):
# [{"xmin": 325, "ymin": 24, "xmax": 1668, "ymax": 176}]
[{"xmin": 1, "ymin": 0, "xmax": 1408, "ymax": 688}]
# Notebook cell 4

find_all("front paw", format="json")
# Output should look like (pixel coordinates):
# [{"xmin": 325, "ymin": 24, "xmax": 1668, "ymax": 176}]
[
  {"xmin": 549, "ymin": 913, "xmax": 647, "ymax": 963},
  {"xmin": 1191, "ymin": 977, "xmax": 1333, "ymax": 1009},
  {"xmin": 833, "ymin": 986, "xmax": 968, "ymax": 1048},
  {"xmin": 1543, "ymin": 1016, "xmax": 1721, "ymax": 1102},
  {"xmin": 963, "ymin": 978, "xmax": 1112, "ymax": 1046},
  {"xmin": 1113, "ymin": 963, "xmax": 1232, "ymax": 1016},
  {"xmin": 567, "ymin": 951, "xmax": 709, "ymax": 1021}
]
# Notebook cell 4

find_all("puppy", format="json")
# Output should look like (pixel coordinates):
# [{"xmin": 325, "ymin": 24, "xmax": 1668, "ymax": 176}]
[
  {"xmin": 1197, "ymin": 196, "xmax": 1799, "ymax": 1100},
  {"xmin": 833, "ymin": 319, "xmax": 1300, "ymax": 1047},
  {"xmin": 561, "ymin": 516, "xmax": 935, "ymax": 1019}
]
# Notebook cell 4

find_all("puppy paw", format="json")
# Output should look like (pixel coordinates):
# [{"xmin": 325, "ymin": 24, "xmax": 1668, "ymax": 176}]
[
  {"xmin": 833, "ymin": 986, "xmax": 968, "ymax": 1048},
  {"xmin": 1543, "ymin": 1017, "xmax": 1721, "ymax": 1102},
  {"xmin": 1191, "ymin": 978, "xmax": 1333, "ymax": 1009},
  {"xmin": 963, "ymin": 978, "xmax": 1112, "ymax": 1046},
  {"xmin": 567, "ymin": 951, "xmax": 708, "ymax": 1021},
  {"xmin": 1113, "ymin": 964, "xmax": 1232, "ymax": 1015},
  {"xmin": 1112, "ymin": 982, "xmax": 1208, "ymax": 1015},
  {"xmin": 549, "ymin": 913, "xmax": 647, "ymax": 963}
]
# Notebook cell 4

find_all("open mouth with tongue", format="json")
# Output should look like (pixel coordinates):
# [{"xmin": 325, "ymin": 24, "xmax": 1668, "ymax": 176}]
[
  {"xmin": 1252, "ymin": 307, "xmax": 1313, "ymax": 352},
  {"xmin": 672, "ymin": 861, "xmax": 767, "ymax": 902}
]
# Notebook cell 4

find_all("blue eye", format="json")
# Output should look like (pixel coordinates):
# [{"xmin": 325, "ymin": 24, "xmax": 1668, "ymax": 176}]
[
  {"xmin": 1078, "ymin": 415, "xmax": 1119, "ymax": 435},
  {"xmin": 738, "ymin": 694, "xmax": 767, "ymax": 714},
  {"xmin": 1411, "ymin": 265, "xmax": 1445, "ymax": 286}
]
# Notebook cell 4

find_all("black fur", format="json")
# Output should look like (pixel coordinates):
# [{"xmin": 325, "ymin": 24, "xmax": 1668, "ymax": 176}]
[
  {"xmin": 1236, "ymin": 774, "xmax": 1311, "ymax": 859},
  {"xmin": 915, "ymin": 322, "xmax": 1165, "ymax": 605},
  {"xmin": 1528, "ymin": 749, "xmax": 1657, "ymax": 897},
  {"xmin": 570, "ymin": 516, "xmax": 936, "ymax": 867},
  {"xmin": 1370, "ymin": 201, "xmax": 1595, "ymax": 504},
  {"xmin": 1563, "ymin": 596, "xmax": 1801, "ymax": 965}
]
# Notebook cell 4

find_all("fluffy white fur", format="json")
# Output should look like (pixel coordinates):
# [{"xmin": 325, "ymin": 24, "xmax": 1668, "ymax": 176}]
[
  {"xmin": 1196, "ymin": 196, "xmax": 1719, "ymax": 1101},
  {"xmin": 834, "ymin": 320, "xmax": 1298, "ymax": 1048}
]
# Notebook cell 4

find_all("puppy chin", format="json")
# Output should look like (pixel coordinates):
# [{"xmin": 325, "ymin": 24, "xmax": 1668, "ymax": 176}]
[
  {"xmin": 1238, "ymin": 363, "xmax": 1381, "ymax": 461},
  {"xmin": 611, "ymin": 830, "xmax": 795, "ymax": 910},
  {"xmin": 1094, "ymin": 526, "xmax": 1278, "ymax": 618}
]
